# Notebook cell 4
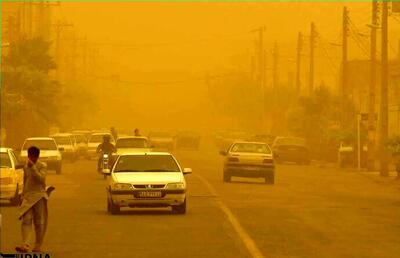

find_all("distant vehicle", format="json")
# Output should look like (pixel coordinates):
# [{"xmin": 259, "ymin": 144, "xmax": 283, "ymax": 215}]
[
  {"xmin": 175, "ymin": 131, "xmax": 201, "ymax": 150},
  {"xmin": 71, "ymin": 130, "xmax": 91, "ymax": 140},
  {"xmin": 71, "ymin": 133, "xmax": 89, "ymax": 157},
  {"xmin": 51, "ymin": 133, "xmax": 77, "ymax": 162},
  {"xmin": 272, "ymin": 137, "xmax": 310, "ymax": 165},
  {"xmin": 220, "ymin": 142, "xmax": 275, "ymax": 184},
  {"xmin": 219, "ymin": 131, "xmax": 250, "ymax": 151},
  {"xmin": 251, "ymin": 134, "xmax": 275, "ymax": 146},
  {"xmin": 103, "ymin": 152, "xmax": 192, "ymax": 214},
  {"xmin": 338, "ymin": 141, "xmax": 367, "ymax": 168},
  {"xmin": 0, "ymin": 147, "xmax": 24, "ymax": 205},
  {"xmin": 87, "ymin": 133, "xmax": 115, "ymax": 160},
  {"xmin": 148, "ymin": 132, "xmax": 175, "ymax": 151},
  {"xmin": 115, "ymin": 136, "xmax": 152, "ymax": 155},
  {"xmin": 20, "ymin": 137, "xmax": 63, "ymax": 174}
]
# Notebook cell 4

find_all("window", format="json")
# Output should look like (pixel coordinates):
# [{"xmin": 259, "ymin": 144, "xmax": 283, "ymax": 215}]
[{"xmin": 114, "ymin": 155, "xmax": 180, "ymax": 173}]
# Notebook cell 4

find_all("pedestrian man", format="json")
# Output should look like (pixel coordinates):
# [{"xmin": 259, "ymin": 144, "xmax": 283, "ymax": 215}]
[
  {"xmin": 16, "ymin": 146, "xmax": 54, "ymax": 253},
  {"xmin": 134, "ymin": 128, "xmax": 141, "ymax": 136}
]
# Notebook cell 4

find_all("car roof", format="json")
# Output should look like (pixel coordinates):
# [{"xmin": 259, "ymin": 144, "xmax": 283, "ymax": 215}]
[
  {"xmin": 25, "ymin": 137, "xmax": 55, "ymax": 141},
  {"xmin": 117, "ymin": 136, "xmax": 148, "ymax": 140},
  {"xmin": 232, "ymin": 141, "xmax": 268, "ymax": 145},
  {"xmin": 51, "ymin": 133, "xmax": 73, "ymax": 137},
  {"xmin": 91, "ymin": 132, "xmax": 111, "ymax": 136},
  {"xmin": 118, "ymin": 152, "xmax": 171, "ymax": 156},
  {"xmin": 0, "ymin": 147, "xmax": 12, "ymax": 153}
]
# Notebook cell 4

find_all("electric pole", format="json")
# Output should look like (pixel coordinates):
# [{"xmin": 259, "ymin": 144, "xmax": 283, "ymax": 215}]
[
  {"xmin": 367, "ymin": 0, "xmax": 379, "ymax": 171},
  {"xmin": 309, "ymin": 22, "xmax": 316, "ymax": 95},
  {"xmin": 296, "ymin": 32, "xmax": 303, "ymax": 96},
  {"xmin": 379, "ymin": 1, "xmax": 389, "ymax": 177},
  {"xmin": 342, "ymin": 7, "xmax": 349, "ymax": 125},
  {"xmin": 273, "ymin": 41, "xmax": 279, "ymax": 90},
  {"xmin": 258, "ymin": 26, "xmax": 266, "ymax": 91},
  {"xmin": 53, "ymin": 21, "xmax": 73, "ymax": 81}
]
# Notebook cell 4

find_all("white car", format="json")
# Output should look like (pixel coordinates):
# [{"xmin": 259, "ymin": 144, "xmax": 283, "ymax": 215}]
[
  {"xmin": 104, "ymin": 152, "xmax": 191, "ymax": 214},
  {"xmin": 87, "ymin": 133, "xmax": 115, "ymax": 159},
  {"xmin": 115, "ymin": 136, "xmax": 152, "ymax": 155},
  {"xmin": 51, "ymin": 133, "xmax": 77, "ymax": 161},
  {"xmin": 220, "ymin": 141, "xmax": 275, "ymax": 184},
  {"xmin": 20, "ymin": 137, "xmax": 63, "ymax": 174},
  {"xmin": 0, "ymin": 148, "xmax": 24, "ymax": 205}
]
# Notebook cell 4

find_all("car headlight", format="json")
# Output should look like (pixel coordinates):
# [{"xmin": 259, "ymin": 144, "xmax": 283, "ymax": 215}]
[
  {"xmin": 166, "ymin": 182, "xmax": 185, "ymax": 189},
  {"xmin": 112, "ymin": 183, "xmax": 132, "ymax": 191}
]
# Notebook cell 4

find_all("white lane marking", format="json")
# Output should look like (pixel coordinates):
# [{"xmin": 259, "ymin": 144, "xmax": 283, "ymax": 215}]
[{"xmin": 193, "ymin": 174, "xmax": 265, "ymax": 258}]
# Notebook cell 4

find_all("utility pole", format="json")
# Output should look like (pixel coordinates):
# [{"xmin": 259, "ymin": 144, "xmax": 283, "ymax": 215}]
[
  {"xmin": 367, "ymin": 0, "xmax": 379, "ymax": 171},
  {"xmin": 53, "ymin": 21, "xmax": 73, "ymax": 81},
  {"xmin": 309, "ymin": 22, "xmax": 316, "ymax": 95},
  {"xmin": 258, "ymin": 26, "xmax": 266, "ymax": 91},
  {"xmin": 273, "ymin": 42, "xmax": 279, "ymax": 90},
  {"xmin": 296, "ymin": 32, "xmax": 303, "ymax": 96},
  {"xmin": 342, "ymin": 7, "xmax": 349, "ymax": 125},
  {"xmin": 379, "ymin": 1, "xmax": 389, "ymax": 177}
]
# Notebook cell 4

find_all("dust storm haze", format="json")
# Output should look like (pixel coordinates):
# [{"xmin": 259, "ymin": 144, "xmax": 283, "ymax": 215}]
[{"xmin": 1, "ymin": 2, "xmax": 400, "ymax": 258}]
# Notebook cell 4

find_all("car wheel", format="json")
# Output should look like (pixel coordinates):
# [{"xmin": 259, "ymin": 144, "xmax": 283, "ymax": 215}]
[
  {"xmin": 265, "ymin": 174, "xmax": 275, "ymax": 185},
  {"xmin": 172, "ymin": 199, "xmax": 186, "ymax": 214},
  {"xmin": 223, "ymin": 171, "xmax": 231, "ymax": 182},
  {"xmin": 108, "ymin": 198, "xmax": 120, "ymax": 214},
  {"xmin": 10, "ymin": 185, "xmax": 22, "ymax": 206},
  {"xmin": 56, "ymin": 164, "xmax": 62, "ymax": 174}
]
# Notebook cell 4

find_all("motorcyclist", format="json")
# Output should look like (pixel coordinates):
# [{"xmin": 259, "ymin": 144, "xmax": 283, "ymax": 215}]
[{"xmin": 96, "ymin": 135, "xmax": 116, "ymax": 172}]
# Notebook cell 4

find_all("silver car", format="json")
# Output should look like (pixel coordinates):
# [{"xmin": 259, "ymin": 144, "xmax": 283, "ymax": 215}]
[{"xmin": 220, "ymin": 142, "xmax": 275, "ymax": 184}]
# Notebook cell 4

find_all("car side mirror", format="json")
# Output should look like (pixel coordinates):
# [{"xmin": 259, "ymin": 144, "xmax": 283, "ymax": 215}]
[
  {"xmin": 102, "ymin": 168, "xmax": 111, "ymax": 175},
  {"xmin": 15, "ymin": 164, "xmax": 24, "ymax": 170},
  {"xmin": 183, "ymin": 168, "xmax": 192, "ymax": 175},
  {"xmin": 219, "ymin": 150, "xmax": 227, "ymax": 156},
  {"xmin": 58, "ymin": 147, "xmax": 65, "ymax": 151}
]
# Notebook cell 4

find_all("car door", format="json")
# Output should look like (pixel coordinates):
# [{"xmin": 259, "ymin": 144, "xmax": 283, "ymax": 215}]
[{"xmin": 9, "ymin": 150, "xmax": 23, "ymax": 192}]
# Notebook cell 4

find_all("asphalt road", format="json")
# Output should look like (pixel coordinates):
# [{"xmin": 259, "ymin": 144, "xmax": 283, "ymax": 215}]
[{"xmin": 1, "ymin": 143, "xmax": 400, "ymax": 258}]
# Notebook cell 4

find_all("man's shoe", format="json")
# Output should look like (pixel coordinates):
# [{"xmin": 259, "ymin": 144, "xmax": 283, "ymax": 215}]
[{"xmin": 15, "ymin": 244, "xmax": 30, "ymax": 253}]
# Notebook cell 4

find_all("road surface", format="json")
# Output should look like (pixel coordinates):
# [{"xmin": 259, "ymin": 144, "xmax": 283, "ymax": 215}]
[{"xmin": 1, "ymin": 144, "xmax": 400, "ymax": 258}]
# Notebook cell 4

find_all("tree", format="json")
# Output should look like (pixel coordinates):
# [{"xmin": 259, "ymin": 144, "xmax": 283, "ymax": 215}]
[{"xmin": 1, "ymin": 38, "xmax": 59, "ymax": 149}]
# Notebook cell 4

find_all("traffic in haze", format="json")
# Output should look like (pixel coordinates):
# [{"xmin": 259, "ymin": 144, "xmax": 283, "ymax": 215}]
[{"xmin": 1, "ymin": 1, "xmax": 400, "ymax": 258}]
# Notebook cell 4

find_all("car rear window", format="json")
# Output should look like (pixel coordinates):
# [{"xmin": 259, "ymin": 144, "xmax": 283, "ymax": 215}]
[
  {"xmin": 230, "ymin": 143, "xmax": 271, "ymax": 154},
  {"xmin": 23, "ymin": 140, "xmax": 57, "ymax": 150},
  {"xmin": 116, "ymin": 138, "xmax": 148, "ymax": 148},
  {"xmin": 0, "ymin": 152, "xmax": 11, "ymax": 168}
]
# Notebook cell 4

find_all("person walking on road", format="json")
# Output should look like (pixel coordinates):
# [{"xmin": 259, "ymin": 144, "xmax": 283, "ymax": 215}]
[{"xmin": 16, "ymin": 146, "xmax": 54, "ymax": 253}]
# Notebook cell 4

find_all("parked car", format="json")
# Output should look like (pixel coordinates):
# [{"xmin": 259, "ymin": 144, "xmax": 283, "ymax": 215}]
[
  {"xmin": 148, "ymin": 132, "xmax": 175, "ymax": 151},
  {"xmin": 103, "ymin": 152, "xmax": 192, "ymax": 214},
  {"xmin": 51, "ymin": 133, "xmax": 77, "ymax": 162},
  {"xmin": 175, "ymin": 131, "xmax": 201, "ymax": 150},
  {"xmin": 20, "ymin": 137, "xmax": 63, "ymax": 174},
  {"xmin": 87, "ymin": 133, "xmax": 115, "ymax": 159},
  {"xmin": 272, "ymin": 137, "xmax": 310, "ymax": 165},
  {"xmin": 115, "ymin": 136, "xmax": 152, "ymax": 155},
  {"xmin": 338, "ymin": 141, "xmax": 367, "ymax": 168},
  {"xmin": 0, "ymin": 147, "xmax": 24, "ymax": 205},
  {"xmin": 220, "ymin": 142, "xmax": 275, "ymax": 184}
]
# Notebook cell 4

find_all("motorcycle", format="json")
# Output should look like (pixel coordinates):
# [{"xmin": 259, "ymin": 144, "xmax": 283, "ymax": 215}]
[{"xmin": 99, "ymin": 152, "xmax": 112, "ymax": 179}]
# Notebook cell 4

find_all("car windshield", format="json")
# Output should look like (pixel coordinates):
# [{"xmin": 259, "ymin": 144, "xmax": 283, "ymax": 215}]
[
  {"xmin": 275, "ymin": 137, "xmax": 306, "ymax": 146},
  {"xmin": 0, "ymin": 153, "xmax": 11, "ymax": 168},
  {"xmin": 53, "ymin": 137, "xmax": 71, "ymax": 145},
  {"xmin": 114, "ymin": 155, "xmax": 180, "ymax": 172},
  {"xmin": 90, "ymin": 134, "xmax": 109, "ymax": 143},
  {"xmin": 231, "ymin": 143, "xmax": 271, "ymax": 154},
  {"xmin": 23, "ymin": 140, "xmax": 57, "ymax": 150}
]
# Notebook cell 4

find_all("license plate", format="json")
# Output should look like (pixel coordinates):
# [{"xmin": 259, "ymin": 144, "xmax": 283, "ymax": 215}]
[{"xmin": 137, "ymin": 191, "xmax": 162, "ymax": 198}]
